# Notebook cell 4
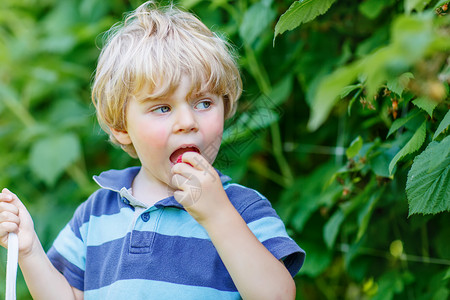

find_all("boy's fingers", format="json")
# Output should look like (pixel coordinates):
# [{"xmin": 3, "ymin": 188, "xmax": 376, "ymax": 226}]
[
  {"xmin": 171, "ymin": 161, "xmax": 192, "ymax": 175},
  {"xmin": 1, "ymin": 188, "xmax": 24, "ymax": 208},
  {"xmin": 171, "ymin": 173, "xmax": 189, "ymax": 189},
  {"xmin": 2, "ymin": 188, "xmax": 13, "ymax": 195},
  {"xmin": 0, "ymin": 221, "xmax": 19, "ymax": 236},
  {"xmin": 180, "ymin": 152, "xmax": 209, "ymax": 170},
  {"xmin": 0, "ymin": 210, "xmax": 20, "ymax": 224},
  {"xmin": 0, "ymin": 191, "xmax": 13, "ymax": 202},
  {"xmin": 0, "ymin": 202, "xmax": 19, "ymax": 215}
]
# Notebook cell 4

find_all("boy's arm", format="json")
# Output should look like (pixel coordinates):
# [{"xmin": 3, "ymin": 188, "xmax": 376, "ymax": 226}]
[
  {"xmin": 201, "ymin": 200, "xmax": 296, "ymax": 300},
  {"xmin": 19, "ymin": 242, "xmax": 84, "ymax": 300},
  {"xmin": 172, "ymin": 154, "xmax": 296, "ymax": 300},
  {"xmin": 0, "ymin": 189, "xmax": 83, "ymax": 300}
]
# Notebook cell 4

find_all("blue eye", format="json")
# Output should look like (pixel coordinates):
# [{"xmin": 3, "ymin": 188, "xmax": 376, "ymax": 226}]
[
  {"xmin": 195, "ymin": 101, "xmax": 211, "ymax": 110},
  {"xmin": 153, "ymin": 106, "xmax": 170, "ymax": 113}
]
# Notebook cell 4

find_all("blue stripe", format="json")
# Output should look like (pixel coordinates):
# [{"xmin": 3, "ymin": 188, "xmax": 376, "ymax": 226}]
[
  {"xmin": 84, "ymin": 279, "xmax": 240, "ymax": 300},
  {"xmin": 150, "ymin": 208, "xmax": 209, "ymax": 239},
  {"xmin": 52, "ymin": 224, "xmax": 86, "ymax": 271},
  {"xmin": 84, "ymin": 232, "xmax": 236, "ymax": 292},
  {"xmin": 224, "ymin": 183, "xmax": 264, "ymax": 213},
  {"xmin": 79, "ymin": 208, "xmax": 288, "ymax": 247},
  {"xmin": 47, "ymin": 247, "xmax": 85, "ymax": 291},
  {"xmin": 262, "ymin": 237, "xmax": 305, "ymax": 277},
  {"xmin": 79, "ymin": 207, "xmax": 135, "ymax": 246},
  {"xmin": 225, "ymin": 183, "xmax": 266, "ymax": 199},
  {"xmin": 84, "ymin": 189, "xmax": 124, "ymax": 217},
  {"xmin": 69, "ymin": 189, "xmax": 125, "ymax": 239},
  {"xmin": 82, "ymin": 231, "xmax": 304, "ymax": 291},
  {"xmin": 93, "ymin": 167, "xmax": 140, "ymax": 193},
  {"xmin": 248, "ymin": 216, "xmax": 290, "ymax": 242}
]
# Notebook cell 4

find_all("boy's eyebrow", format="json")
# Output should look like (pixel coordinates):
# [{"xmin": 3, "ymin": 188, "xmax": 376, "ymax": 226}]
[
  {"xmin": 136, "ymin": 90, "xmax": 216, "ymax": 103},
  {"xmin": 189, "ymin": 91, "xmax": 216, "ymax": 100},
  {"xmin": 139, "ymin": 96, "xmax": 156, "ymax": 102},
  {"xmin": 137, "ymin": 95, "xmax": 164, "ymax": 103}
]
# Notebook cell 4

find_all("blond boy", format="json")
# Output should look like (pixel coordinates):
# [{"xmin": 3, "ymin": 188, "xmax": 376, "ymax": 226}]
[{"xmin": 0, "ymin": 2, "xmax": 304, "ymax": 299}]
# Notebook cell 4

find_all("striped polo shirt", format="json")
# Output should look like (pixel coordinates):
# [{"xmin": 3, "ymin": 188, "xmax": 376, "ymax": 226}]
[{"xmin": 47, "ymin": 167, "xmax": 305, "ymax": 299}]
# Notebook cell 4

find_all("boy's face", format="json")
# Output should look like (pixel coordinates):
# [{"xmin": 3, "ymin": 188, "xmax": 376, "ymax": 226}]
[{"xmin": 111, "ymin": 75, "xmax": 224, "ymax": 189}]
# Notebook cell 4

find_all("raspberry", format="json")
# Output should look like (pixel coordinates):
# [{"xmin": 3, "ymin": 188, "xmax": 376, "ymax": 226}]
[{"xmin": 176, "ymin": 154, "xmax": 193, "ymax": 167}]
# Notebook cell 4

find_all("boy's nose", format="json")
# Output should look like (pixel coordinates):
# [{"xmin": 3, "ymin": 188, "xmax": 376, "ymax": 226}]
[{"xmin": 173, "ymin": 105, "xmax": 199, "ymax": 133}]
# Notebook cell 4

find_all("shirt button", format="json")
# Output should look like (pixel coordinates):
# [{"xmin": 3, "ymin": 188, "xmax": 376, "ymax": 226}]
[{"xmin": 141, "ymin": 212, "xmax": 150, "ymax": 222}]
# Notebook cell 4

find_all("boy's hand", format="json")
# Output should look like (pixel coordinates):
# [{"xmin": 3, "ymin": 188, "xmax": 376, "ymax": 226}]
[
  {"xmin": 171, "ymin": 152, "xmax": 231, "ymax": 224},
  {"xmin": 0, "ymin": 188, "xmax": 37, "ymax": 257}
]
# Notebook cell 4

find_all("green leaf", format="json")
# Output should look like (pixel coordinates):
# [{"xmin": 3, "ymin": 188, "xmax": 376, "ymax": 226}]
[
  {"xmin": 369, "ymin": 147, "xmax": 397, "ymax": 178},
  {"xmin": 358, "ymin": 0, "xmax": 394, "ymax": 20},
  {"xmin": 404, "ymin": 0, "xmax": 432, "ymax": 13},
  {"xmin": 274, "ymin": 0, "xmax": 337, "ymax": 42},
  {"xmin": 299, "ymin": 240, "xmax": 332, "ymax": 276},
  {"xmin": 389, "ymin": 121, "xmax": 427, "ymax": 175},
  {"xmin": 391, "ymin": 14, "xmax": 433, "ymax": 60},
  {"xmin": 308, "ymin": 62, "xmax": 360, "ymax": 131},
  {"xmin": 387, "ymin": 109, "xmax": 421, "ymax": 138},
  {"xmin": 444, "ymin": 268, "xmax": 450, "ymax": 280},
  {"xmin": 412, "ymin": 97, "xmax": 438, "ymax": 117},
  {"xmin": 240, "ymin": 1, "xmax": 276, "ymax": 45},
  {"xmin": 339, "ymin": 84, "xmax": 362, "ymax": 99},
  {"xmin": 406, "ymin": 136, "xmax": 450, "ymax": 215},
  {"xmin": 387, "ymin": 72, "xmax": 414, "ymax": 96},
  {"xmin": 247, "ymin": 108, "xmax": 279, "ymax": 130},
  {"xmin": 346, "ymin": 136, "xmax": 363, "ymax": 159},
  {"xmin": 29, "ymin": 133, "xmax": 81, "ymax": 186},
  {"xmin": 432, "ymin": 288, "xmax": 450, "ymax": 300},
  {"xmin": 266, "ymin": 75, "xmax": 293, "ymax": 107},
  {"xmin": 433, "ymin": 109, "xmax": 450, "ymax": 140},
  {"xmin": 323, "ymin": 209, "xmax": 345, "ymax": 249},
  {"xmin": 356, "ymin": 189, "xmax": 383, "ymax": 242},
  {"xmin": 435, "ymin": 0, "xmax": 450, "ymax": 9},
  {"xmin": 372, "ymin": 272, "xmax": 404, "ymax": 300}
]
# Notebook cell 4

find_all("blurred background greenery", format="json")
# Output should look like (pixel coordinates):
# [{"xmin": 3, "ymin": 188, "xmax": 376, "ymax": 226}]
[{"xmin": 1, "ymin": 0, "xmax": 449, "ymax": 299}]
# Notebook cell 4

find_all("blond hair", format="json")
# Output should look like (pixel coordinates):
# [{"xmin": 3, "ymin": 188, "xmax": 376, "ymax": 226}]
[{"xmin": 91, "ymin": 1, "xmax": 242, "ymax": 157}]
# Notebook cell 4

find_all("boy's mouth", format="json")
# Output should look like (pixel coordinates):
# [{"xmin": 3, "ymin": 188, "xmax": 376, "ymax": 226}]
[{"xmin": 170, "ymin": 145, "xmax": 200, "ymax": 164}]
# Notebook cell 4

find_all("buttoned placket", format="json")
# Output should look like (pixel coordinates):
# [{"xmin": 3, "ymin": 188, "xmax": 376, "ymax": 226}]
[{"xmin": 119, "ymin": 187, "xmax": 164, "ymax": 254}]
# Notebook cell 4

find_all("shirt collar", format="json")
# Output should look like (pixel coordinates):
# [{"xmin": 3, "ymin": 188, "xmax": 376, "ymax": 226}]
[{"xmin": 93, "ymin": 166, "xmax": 232, "ymax": 209}]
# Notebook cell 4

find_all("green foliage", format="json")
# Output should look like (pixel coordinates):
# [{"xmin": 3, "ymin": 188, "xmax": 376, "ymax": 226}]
[
  {"xmin": 1, "ymin": 0, "xmax": 450, "ymax": 299},
  {"xmin": 29, "ymin": 134, "xmax": 82, "ymax": 186},
  {"xmin": 346, "ymin": 136, "xmax": 363, "ymax": 159},
  {"xmin": 433, "ymin": 109, "xmax": 450, "ymax": 139},
  {"xmin": 388, "ymin": 120, "xmax": 426, "ymax": 175},
  {"xmin": 406, "ymin": 136, "xmax": 450, "ymax": 215},
  {"xmin": 273, "ymin": 0, "xmax": 337, "ymax": 42}
]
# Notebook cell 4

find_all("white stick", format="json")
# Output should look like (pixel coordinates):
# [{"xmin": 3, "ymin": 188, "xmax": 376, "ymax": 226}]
[{"xmin": 5, "ymin": 232, "xmax": 18, "ymax": 300}]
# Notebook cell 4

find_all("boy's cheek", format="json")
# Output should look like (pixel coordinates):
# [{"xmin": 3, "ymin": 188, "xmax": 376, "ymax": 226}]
[{"xmin": 139, "ymin": 127, "xmax": 168, "ymax": 147}]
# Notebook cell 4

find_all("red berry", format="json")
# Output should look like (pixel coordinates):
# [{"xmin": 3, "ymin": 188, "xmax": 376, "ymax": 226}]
[{"xmin": 176, "ymin": 154, "xmax": 193, "ymax": 167}]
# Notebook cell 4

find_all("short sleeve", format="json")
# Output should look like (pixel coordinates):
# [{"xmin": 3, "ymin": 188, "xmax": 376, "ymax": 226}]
[
  {"xmin": 47, "ymin": 205, "xmax": 87, "ymax": 291},
  {"xmin": 240, "ymin": 196, "xmax": 305, "ymax": 277}
]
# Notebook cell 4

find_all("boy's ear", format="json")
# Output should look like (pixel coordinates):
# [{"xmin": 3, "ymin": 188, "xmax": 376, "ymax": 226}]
[{"xmin": 110, "ymin": 127, "xmax": 132, "ymax": 145}]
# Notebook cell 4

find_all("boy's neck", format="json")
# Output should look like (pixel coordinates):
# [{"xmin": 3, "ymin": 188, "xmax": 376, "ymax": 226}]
[{"xmin": 131, "ymin": 168, "xmax": 173, "ymax": 207}]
